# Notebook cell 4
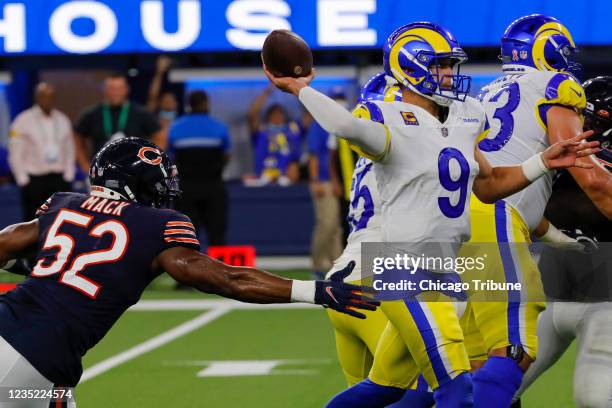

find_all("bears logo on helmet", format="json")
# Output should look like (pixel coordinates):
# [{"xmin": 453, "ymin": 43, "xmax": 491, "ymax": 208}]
[{"xmin": 90, "ymin": 138, "xmax": 181, "ymax": 208}]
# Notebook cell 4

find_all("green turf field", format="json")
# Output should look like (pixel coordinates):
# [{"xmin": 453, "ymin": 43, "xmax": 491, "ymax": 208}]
[{"xmin": 2, "ymin": 270, "xmax": 577, "ymax": 407}]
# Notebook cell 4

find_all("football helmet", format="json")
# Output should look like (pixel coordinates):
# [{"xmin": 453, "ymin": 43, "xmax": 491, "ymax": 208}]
[
  {"xmin": 501, "ymin": 14, "xmax": 580, "ymax": 75},
  {"xmin": 90, "ymin": 137, "xmax": 181, "ymax": 208},
  {"xmin": 360, "ymin": 72, "xmax": 402, "ymax": 102},
  {"xmin": 383, "ymin": 22, "xmax": 471, "ymax": 106},
  {"xmin": 583, "ymin": 76, "xmax": 612, "ymax": 171}
]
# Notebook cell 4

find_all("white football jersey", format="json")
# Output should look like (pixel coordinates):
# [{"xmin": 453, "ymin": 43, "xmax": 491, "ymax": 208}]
[
  {"xmin": 478, "ymin": 70, "xmax": 586, "ymax": 230},
  {"xmin": 356, "ymin": 97, "xmax": 485, "ymax": 245},
  {"xmin": 326, "ymin": 156, "xmax": 382, "ymax": 281}
]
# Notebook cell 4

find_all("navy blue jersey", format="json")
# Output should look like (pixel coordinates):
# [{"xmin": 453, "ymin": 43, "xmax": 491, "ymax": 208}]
[{"xmin": 0, "ymin": 192, "xmax": 200, "ymax": 386}]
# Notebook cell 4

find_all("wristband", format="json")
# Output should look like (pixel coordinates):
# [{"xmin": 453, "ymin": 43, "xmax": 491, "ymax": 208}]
[
  {"xmin": 521, "ymin": 153, "xmax": 550, "ymax": 182},
  {"xmin": 539, "ymin": 224, "xmax": 577, "ymax": 243},
  {"xmin": 290, "ymin": 280, "xmax": 316, "ymax": 303}
]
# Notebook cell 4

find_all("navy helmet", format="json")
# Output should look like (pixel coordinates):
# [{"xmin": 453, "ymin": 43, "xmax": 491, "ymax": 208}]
[
  {"xmin": 90, "ymin": 137, "xmax": 181, "ymax": 208},
  {"xmin": 583, "ymin": 76, "xmax": 612, "ymax": 171}
]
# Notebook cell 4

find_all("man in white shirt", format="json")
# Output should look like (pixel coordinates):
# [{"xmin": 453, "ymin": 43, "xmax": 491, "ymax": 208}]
[{"xmin": 8, "ymin": 83, "xmax": 75, "ymax": 220}]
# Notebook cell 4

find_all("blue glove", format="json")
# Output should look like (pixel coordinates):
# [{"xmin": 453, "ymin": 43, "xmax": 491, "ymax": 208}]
[{"xmin": 315, "ymin": 261, "xmax": 380, "ymax": 319}]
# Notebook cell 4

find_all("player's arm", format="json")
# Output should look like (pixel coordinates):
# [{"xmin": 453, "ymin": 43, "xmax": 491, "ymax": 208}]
[
  {"xmin": 472, "ymin": 132, "xmax": 599, "ymax": 203},
  {"xmin": 264, "ymin": 66, "xmax": 390, "ymax": 162},
  {"xmin": 155, "ymin": 247, "xmax": 378, "ymax": 318},
  {"xmin": 547, "ymin": 106, "xmax": 612, "ymax": 218},
  {"xmin": 0, "ymin": 220, "xmax": 39, "ymax": 274}
]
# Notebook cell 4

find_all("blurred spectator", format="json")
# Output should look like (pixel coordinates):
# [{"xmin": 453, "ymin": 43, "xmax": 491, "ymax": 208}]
[
  {"xmin": 248, "ymin": 86, "xmax": 301, "ymax": 185},
  {"xmin": 306, "ymin": 88, "xmax": 345, "ymax": 277},
  {"xmin": 8, "ymin": 83, "xmax": 75, "ymax": 220},
  {"xmin": 74, "ymin": 72, "xmax": 161, "ymax": 173},
  {"xmin": 168, "ymin": 90, "xmax": 230, "ymax": 246},
  {"xmin": 147, "ymin": 56, "xmax": 178, "ymax": 150}
]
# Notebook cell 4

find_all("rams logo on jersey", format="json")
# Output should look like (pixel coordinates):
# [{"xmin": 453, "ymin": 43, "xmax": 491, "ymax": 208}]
[{"xmin": 401, "ymin": 111, "xmax": 419, "ymax": 126}]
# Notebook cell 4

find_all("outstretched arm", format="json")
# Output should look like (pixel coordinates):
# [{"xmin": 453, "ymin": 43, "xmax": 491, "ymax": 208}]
[
  {"xmin": 473, "ymin": 131, "xmax": 599, "ymax": 203},
  {"xmin": 156, "ymin": 247, "xmax": 378, "ymax": 318},
  {"xmin": 264, "ymin": 66, "xmax": 389, "ymax": 161}
]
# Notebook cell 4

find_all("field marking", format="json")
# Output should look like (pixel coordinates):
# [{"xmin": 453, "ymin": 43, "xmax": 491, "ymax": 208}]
[
  {"xmin": 81, "ymin": 300, "xmax": 322, "ymax": 382},
  {"xmin": 130, "ymin": 299, "xmax": 319, "ymax": 311},
  {"xmin": 80, "ymin": 306, "xmax": 231, "ymax": 383}
]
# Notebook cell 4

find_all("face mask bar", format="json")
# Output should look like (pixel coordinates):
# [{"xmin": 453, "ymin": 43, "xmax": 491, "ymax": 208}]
[{"xmin": 421, "ymin": 51, "xmax": 472, "ymax": 102}]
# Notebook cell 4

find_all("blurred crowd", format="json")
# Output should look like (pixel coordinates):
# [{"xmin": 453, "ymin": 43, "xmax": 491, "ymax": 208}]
[{"xmin": 0, "ymin": 56, "xmax": 353, "ymax": 273}]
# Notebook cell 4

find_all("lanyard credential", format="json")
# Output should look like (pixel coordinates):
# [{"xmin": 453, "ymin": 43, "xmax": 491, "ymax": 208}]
[{"xmin": 102, "ymin": 102, "xmax": 130, "ymax": 137}]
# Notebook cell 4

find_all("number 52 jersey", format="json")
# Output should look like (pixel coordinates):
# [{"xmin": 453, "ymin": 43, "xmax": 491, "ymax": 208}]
[
  {"xmin": 477, "ymin": 70, "xmax": 586, "ymax": 231},
  {"xmin": 0, "ymin": 192, "xmax": 200, "ymax": 387}
]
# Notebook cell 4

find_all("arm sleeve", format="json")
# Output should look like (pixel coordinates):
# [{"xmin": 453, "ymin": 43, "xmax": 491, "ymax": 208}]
[
  {"xmin": 161, "ymin": 212, "xmax": 201, "ymax": 252},
  {"xmin": 298, "ymin": 87, "xmax": 390, "ymax": 162}
]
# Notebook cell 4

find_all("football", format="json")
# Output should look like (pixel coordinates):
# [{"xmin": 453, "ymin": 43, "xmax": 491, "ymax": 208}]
[{"xmin": 261, "ymin": 29, "xmax": 313, "ymax": 78}]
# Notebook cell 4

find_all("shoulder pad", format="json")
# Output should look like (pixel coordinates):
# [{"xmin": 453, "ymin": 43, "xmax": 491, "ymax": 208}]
[
  {"xmin": 352, "ymin": 101, "xmax": 385, "ymax": 124},
  {"xmin": 543, "ymin": 73, "xmax": 586, "ymax": 111}
]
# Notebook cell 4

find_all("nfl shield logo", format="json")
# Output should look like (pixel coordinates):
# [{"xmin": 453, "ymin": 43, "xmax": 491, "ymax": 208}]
[
  {"xmin": 520, "ymin": 50, "xmax": 528, "ymax": 60},
  {"xmin": 440, "ymin": 127, "xmax": 449, "ymax": 137}
]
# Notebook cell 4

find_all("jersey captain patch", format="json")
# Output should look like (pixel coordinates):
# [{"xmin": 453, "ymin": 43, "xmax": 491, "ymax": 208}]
[{"xmin": 401, "ymin": 111, "xmax": 419, "ymax": 126}]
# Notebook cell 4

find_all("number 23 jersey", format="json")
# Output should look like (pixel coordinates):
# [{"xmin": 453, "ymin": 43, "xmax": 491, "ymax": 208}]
[
  {"xmin": 357, "ymin": 97, "xmax": 486, "ymax": 244},
  {"xmin": 0, "ymin": 192, "xmax": 200, "ymax": 387},
  {"xmin": 478, "ymin": 70, "xmax": 586, "ymax": 231}
]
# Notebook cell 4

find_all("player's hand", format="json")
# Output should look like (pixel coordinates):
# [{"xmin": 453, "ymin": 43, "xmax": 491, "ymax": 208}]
[
  {"xmin": 263, "ymin": 64, "xmax": 315, "ymax": 96},
  {"xmin": 315, "ymin": 261, "xmax": 380, "ymax": 319},
  {"xmin": 542, "ymin": 130, "xmax": 600, "ymax": 170}
]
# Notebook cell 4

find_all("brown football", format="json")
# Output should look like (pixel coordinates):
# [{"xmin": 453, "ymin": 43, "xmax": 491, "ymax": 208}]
[{"xmin": 262, "ymin": 29, "xmax": 313, "ymax": 78}]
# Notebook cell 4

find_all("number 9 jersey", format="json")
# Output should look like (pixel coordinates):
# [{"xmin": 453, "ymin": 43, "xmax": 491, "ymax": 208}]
[
  {"xmin": 354, "ymin": 98, "xmax": 486, "ymax": 245},
  {"xmin": 477, "ymin": 70, "xmax": 586, "ymax": 230},
  {"xmin": 0, "ymin": 191, "xmax": 200, "ymax": 387}
]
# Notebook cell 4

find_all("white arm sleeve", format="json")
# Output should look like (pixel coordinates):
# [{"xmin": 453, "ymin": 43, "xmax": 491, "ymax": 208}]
[{"xmin": 298, "ymin": 86, "xmax": 389, "ymax": 160}]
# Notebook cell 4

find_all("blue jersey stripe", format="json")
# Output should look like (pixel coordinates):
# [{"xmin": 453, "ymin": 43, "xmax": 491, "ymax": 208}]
[
  {"xmin": 404, "ymin": 300, "xmax": 451, "ymax": 385},
  {"xmin": 494, "ymin": 200, "xmax": 522, "ymax": 345}
]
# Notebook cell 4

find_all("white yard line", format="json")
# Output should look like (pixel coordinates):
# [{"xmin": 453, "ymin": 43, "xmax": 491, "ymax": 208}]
[
  {"xmin": 80, "ymin": 306, "xmax": 231, "ymax": 383},
  {"xmin": 130, "ymin": 299, "xmax": 319, "ymax": 311},
  {"xmin": 81, "ymin": 300, "xmax": 321, "ymax": 382}
]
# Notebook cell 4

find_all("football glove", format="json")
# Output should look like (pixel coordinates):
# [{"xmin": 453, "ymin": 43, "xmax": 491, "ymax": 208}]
[{"xmin": 315, "ymin": 261, "xmax": 380, "ymax": 319}]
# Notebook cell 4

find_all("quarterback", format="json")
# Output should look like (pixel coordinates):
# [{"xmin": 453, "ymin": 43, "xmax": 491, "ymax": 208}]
[{"xmin": 265, "ymin": 21, "xmax": 598, "ymax": 408}]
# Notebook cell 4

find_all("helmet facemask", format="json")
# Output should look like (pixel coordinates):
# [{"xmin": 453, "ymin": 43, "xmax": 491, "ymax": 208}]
[{"xmin": 422, "ymin": 52, "xmax": 471, "ymax": 106}]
